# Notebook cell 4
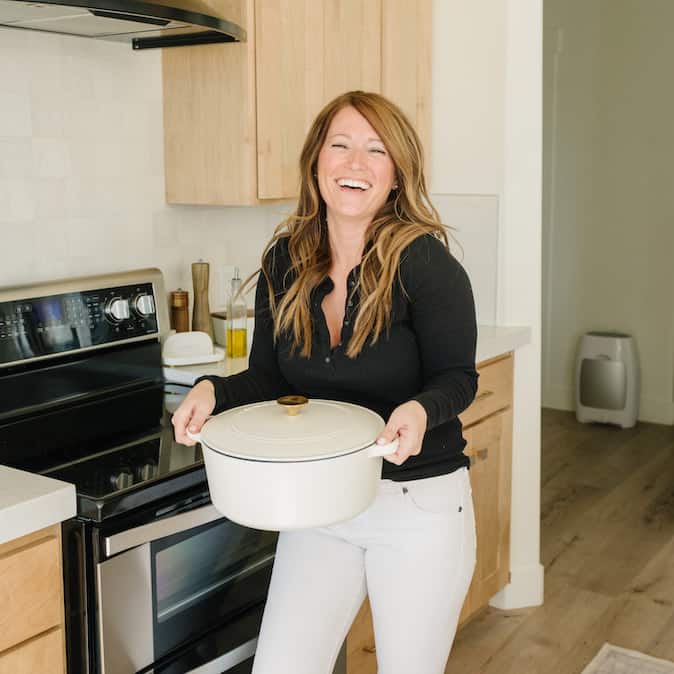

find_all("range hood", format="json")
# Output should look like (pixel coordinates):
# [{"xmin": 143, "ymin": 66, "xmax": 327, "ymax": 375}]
[{"xmin": 0, "ymin": 0, "xmax": 245, "ymax": 49}]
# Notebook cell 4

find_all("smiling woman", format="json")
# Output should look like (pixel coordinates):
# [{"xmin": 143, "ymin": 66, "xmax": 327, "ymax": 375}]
[
  {"xmin": 171, "ymin": 90, "xmax": 479, "ymax": 674},
  {"xmin": 316, "ymin": 105, "xmax": 397, "ymax": 226}
]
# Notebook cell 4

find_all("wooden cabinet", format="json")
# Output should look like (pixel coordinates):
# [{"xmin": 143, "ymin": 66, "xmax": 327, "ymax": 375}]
[
  {"xmin": 0, "ymin": 525, "xmax": 66, "ymax": 674},
  {"xmin": 346, "ymin": 353, "xmax": 514, "ymax": 674},
  {"xmin": 163, "ymin": 0, "xmax": 432, "ymax": 205},
  {"xmin": 255, "ymin": 0, "xmax": 381, "ymax": 200},
  {"xmin": 458, "ymin": 406, "xmax": 512, "ymax": 625}
]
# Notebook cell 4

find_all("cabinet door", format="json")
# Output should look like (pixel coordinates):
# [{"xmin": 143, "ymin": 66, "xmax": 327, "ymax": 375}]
[
  {"xmin": 381, "ymin": 0, "xmax": 432, "ymax": 175},
  {"xmin": 0, "ymin": 627, "xmax": 65, "ymax": 674},
  {"xmin": 255, "ymin": 0, "xmax": 381, "ymax": 200},
  {"xmin": 163, "ymin": 0, "xmax": 258, "ymax": 205},
  {"xmin": 346, "ymin": 597, "xmax": 377, "ymax": 674},
  {"xmin": 459, "ymin": 409, "xmax": 512, "ymax": 624},
  {"xmin": 0, "ymin": 531, "xmax": 63, "ymax": 652}
]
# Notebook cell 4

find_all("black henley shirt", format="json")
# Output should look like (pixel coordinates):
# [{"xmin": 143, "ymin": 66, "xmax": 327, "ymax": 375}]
[{"xmin": 198, "ymin": 233, "xmax": 478, "ymax": 481}]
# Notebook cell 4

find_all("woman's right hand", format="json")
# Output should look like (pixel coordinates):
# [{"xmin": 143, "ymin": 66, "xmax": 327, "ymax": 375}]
[{"xmin": 171, "ymin": 380, "xmax": 217, "ymax": 446}]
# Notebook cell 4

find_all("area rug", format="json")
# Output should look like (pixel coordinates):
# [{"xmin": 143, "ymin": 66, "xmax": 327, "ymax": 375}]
[{"xmin": 581, "ymin": 644, "xmax": 674, "ymax": 674}]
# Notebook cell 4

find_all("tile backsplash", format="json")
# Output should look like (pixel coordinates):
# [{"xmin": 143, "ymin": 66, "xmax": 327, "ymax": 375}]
[
  {"xmin": 0, "ymin": 28, "xmax": 497, "ymax": 322},
  {"xmin": 0, "ymin": 28, "xmax": 278, "ymax": 310}
]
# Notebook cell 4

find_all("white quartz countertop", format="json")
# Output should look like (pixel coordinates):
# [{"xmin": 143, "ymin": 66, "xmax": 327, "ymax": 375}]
[
  {"xmin": 0, "ymin": 466, "xmax": 76, "ymax": 546},
  {"xmin": 475, "ymin": 324, "xmax": 531, "ymax": 363}
]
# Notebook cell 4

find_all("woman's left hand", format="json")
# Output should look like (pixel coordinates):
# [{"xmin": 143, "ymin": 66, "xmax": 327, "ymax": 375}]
[{"xmin": 376, "ymin": 400, "xmax": 428, "ymax": 465}]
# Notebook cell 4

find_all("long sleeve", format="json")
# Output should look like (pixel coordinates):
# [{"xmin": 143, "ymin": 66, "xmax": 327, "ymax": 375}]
[{"xmin": 402, "ymin": 235, "xmax": 479, "ymax": 430}]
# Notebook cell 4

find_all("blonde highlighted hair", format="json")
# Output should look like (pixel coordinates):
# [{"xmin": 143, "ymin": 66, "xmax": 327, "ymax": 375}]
[{"xmin": 255, "ymin": 91, "xmax": 452, "ymax": 358}]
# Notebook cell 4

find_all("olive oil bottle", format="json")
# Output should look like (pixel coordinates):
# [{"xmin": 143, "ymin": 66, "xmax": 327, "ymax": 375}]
[{"xmin": 226, "ymin": 268, "xmax": 247, "ymax": 358}]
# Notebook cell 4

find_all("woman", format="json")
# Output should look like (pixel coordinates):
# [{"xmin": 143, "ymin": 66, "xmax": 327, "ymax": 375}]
[{"xmin": 172, "ymin": 90, "xmax": 478, "ymax": 674}]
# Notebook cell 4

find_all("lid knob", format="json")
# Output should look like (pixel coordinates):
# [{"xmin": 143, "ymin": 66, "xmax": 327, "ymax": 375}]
[{"xmin": 277, "ymin": 395, "xmax": 309, "ymax": 416}]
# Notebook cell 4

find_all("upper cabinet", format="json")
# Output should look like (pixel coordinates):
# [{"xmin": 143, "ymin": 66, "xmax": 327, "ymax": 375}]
[{"xmin": 162, "ymin": 0, "xmax": 432, "ymax": 206}]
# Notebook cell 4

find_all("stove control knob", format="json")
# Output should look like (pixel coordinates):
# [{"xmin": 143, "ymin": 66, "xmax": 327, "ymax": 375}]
[
  {"xmin": 106, "ymin": 298, "xmax": 130, "ymax": 322},
  {"xmin": 111, "ymin": 469, "xmax": 134, "ymax": 490},
  {"xmin": 134, "ymin": 294, "xmax": 156, "ymax": 317}
]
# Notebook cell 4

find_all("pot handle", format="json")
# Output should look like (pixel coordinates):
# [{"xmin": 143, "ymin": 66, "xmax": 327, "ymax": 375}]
[
  {"xmin": 367, "ymin": 438, "xmax": 399, "ymax": 458},
  {"xmin": 186, "ymin": 429, "xmax": 202, "ymax": 443}
]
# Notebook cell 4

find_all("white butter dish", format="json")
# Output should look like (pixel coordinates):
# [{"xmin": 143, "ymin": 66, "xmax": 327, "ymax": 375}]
[{"xmin": 162, "ymin": 331, "xmax": 225, "ymax": 367}]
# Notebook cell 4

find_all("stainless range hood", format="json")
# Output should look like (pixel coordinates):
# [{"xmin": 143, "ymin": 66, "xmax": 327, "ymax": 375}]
[{"xmin": 0, "ymin": 0, "xmax": 245, "ymax": 49}]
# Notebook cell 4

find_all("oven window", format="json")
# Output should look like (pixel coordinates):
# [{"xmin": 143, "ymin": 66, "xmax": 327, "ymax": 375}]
[
  {"xmin": 155, "ymin": 521, "xmax": 275, "ymax": 622},
  {"xmin": 151, "ymin": 518, "xmax": 276, "ymax": 662}
]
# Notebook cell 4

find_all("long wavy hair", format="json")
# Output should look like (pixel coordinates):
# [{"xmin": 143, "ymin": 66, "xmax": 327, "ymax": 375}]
[{"xmin": 254, "ymin": 90, "xmax": 452, "ymax": 358}]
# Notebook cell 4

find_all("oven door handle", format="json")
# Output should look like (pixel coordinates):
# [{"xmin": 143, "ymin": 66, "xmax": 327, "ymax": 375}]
[{"xmin": 104, "ymin": 504, "xmax": 223, "ymax": 556}]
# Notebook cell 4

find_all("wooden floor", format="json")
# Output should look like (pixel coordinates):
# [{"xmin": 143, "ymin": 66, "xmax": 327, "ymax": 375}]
[{"xmin": 446, "ymin": 408, "xmax": 674, "ymax": 674}]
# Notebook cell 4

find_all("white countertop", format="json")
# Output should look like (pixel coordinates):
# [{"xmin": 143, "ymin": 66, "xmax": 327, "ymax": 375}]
[
  {"xmin": 475, "ymin": 324, "xmax": 531, "ymax": 363},
  {"xmin": 164, "ymin": 324, "xmax": 532, "ymax": 385},
  {"xmin": 0, "ymin": 466, "xmax": 76, "ymax": 546},
  {"xmin": 2, "ymin": 324, "xmax": 530, "ymax": 546}
]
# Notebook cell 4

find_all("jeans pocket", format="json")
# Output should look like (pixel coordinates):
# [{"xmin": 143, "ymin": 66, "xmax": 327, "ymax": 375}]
[{"xmin": 404, "ymin": 472, "xmax": 464, "ymax": 515}]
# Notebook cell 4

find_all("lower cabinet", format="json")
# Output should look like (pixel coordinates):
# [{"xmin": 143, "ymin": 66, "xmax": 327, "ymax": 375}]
[
  {"xmin": 345, "ymin": 354, "xmax": 514, "ymax": 674},
  {"xmin": 458, "ymin": 407, "xmax": 512, "ymax": 626},
  {"xmin": 346, "ymin": 598, "xmax": 377, "ymax": 674},
  {"xmin": 0, "ymin": 628, "xmax": 65, "ymax": 674},
  {"xmin": 0, "ymin": 525, "xmax": 66, "ymax": 674}
]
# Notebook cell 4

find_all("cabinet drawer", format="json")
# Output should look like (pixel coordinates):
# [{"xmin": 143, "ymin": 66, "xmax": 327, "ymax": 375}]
[
  {"xmin": 0, "ymin": 627, "xmax": 64, "ymax": 674},
  {"xmin": 460, "ymin": 354, "xmax": 513, "ymax": 428},
  {"xmin": 0, "ymin": 534, "xmax": 62, "ymax": 652}
]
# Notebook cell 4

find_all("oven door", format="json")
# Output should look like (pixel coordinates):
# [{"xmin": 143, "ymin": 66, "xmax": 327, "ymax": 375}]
[{"xmin": 96, "ymin": 504, "xmax": 277, "ymax": 674}]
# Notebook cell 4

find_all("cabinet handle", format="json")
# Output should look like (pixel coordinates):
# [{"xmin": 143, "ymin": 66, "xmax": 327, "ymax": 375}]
[
  {"xmin": 477, "ymin": 448, "xmax": 489, "ymax": 462},
  {"xmin": 475, "ymin": 390, "xmax": 494, "ymax": 403},
  {"xmin": 363, "ymin": 645, "xmax": 376, "ymax": 654}
]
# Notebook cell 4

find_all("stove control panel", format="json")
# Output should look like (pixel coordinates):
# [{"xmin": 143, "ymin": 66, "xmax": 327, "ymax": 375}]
[{"xmin": 0, "ymin": 282, "xmax": 160, "ymax": 366}]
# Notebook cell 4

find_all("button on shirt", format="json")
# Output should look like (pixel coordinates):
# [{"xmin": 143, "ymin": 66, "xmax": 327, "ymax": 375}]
[{"xmin": 198, "ymin": 234, "xmax": 479, "ymax": 482}]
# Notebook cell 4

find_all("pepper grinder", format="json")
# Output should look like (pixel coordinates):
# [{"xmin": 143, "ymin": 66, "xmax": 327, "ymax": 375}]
[
  {"xmin": 169, "ymin": 289, "xmax": 190, "ymax": 333},
  {"xmin": 191, "ymin": 260, "xmax": 214, "ymax": 339}
]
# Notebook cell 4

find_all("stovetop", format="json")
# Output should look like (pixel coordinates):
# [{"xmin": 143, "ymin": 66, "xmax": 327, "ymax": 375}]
[
  {"xmin": 41, "ymin": 384, "xmax": 206, "ymax": 522},
  {"xmin": 0, "ymin": 270, "xmax": 207, "ymax": 525}
]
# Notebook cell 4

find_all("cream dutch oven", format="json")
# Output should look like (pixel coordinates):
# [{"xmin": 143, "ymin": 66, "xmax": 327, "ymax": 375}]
[{"xmin": 188, "ymin": 395, "xmax": 398, "ymax": 531}]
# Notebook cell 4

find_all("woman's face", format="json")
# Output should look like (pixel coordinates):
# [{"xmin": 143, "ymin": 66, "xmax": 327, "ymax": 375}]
[{"xmin": 316, "ymin": 105, "xmax": 396, "ymax": 228}]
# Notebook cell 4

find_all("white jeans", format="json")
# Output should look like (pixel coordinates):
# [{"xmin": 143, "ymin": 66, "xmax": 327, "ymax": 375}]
[{"xmin": 251, "ymin": 467, "xmax": 476, "ymax": 674}]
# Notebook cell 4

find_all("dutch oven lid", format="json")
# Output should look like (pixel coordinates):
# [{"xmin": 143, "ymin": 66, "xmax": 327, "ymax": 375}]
[{"xmin": 200, "ymin": 396, "xmax": 385, "ymax": 462}]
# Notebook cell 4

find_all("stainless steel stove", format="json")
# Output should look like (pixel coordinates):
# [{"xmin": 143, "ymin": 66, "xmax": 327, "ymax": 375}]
[{"xmin": 0, "ymin": 270, "xmax": 278, "ymax": 674}]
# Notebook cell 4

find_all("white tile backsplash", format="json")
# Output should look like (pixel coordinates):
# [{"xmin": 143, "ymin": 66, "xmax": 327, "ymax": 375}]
[
  {"xmin": 0, "ymin": 139, "xmax": 33, "ymax": 178},
  {"xmin": 0, "ymin": 92, "xmax": 32, "ymax": 136},
  {"xmin": 32, "ymin": 138, "xmax": 71, "ymax": 178},
  {"xmin": 432, "ymin": 193, "xmax": 499, "ymax": 325},
  {"xmin": 0, "ymin": 178, "xmax": 35, "ymax": 222},
  {"xmin": 33, "ymin": 178, "xmax": 68, "ymax": 217},
  {"xmin": 0, "ymin": 31, "xmax": 275, "ymax": 296}
]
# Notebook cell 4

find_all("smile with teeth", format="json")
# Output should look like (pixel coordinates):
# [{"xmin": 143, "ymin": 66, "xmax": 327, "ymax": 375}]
[{"xmin": 337, "ymin": 178, "xmax": 371, "ymax": 191}]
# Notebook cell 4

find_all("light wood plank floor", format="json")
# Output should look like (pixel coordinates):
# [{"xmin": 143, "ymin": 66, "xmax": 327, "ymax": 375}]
[{"xmin": 446, "ymin": 408, "xmax": 674, "ymax": 674}]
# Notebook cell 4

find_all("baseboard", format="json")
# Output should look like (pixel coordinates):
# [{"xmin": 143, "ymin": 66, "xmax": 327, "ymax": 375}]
[
  {"xmin": 488, "ymin": 562, "xmax": 544, "ymax": 610},
  {"xmin": 543, "ymin": 388, "xmax": 674, "ymax": 426}
]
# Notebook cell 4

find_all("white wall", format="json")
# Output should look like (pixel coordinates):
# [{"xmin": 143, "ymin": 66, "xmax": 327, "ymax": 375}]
[
  {"xmin": 543, "ymin": 0, "xmax": 674, "ymax": 424},
  {"xmin": 434, "ymin": 0, "xmax": 544, "ymax": 609},
  {"xmin": 491, "ymin": 0, "xmax": 543, "ymax": 610},
  {"xmin": 431, "ymin": 0, "xmax": 507, "ymax": 326}
]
